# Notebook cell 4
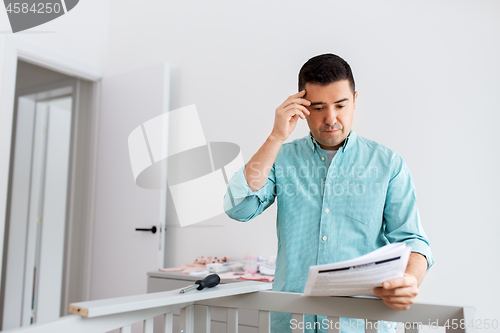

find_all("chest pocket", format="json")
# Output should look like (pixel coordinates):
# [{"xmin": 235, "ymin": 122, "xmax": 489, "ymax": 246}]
[{"xmin": 345, "ymin": 180, "xmax": 386, "ymax": 224}]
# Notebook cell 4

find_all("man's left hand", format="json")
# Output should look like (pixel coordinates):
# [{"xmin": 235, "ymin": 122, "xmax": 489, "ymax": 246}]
[{"xmin": 373, "ymin": 273, "xmax": 419, "ymax": 310}]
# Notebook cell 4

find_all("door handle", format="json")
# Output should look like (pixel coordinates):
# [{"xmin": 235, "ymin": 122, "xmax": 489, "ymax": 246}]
[{"xmin": 135, "ymin": 226, "xmax": 157, "ymax": 234}]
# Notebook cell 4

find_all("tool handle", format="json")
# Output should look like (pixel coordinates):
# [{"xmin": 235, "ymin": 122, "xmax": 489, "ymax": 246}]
[{"xmin": 195, "ymin": 274, "xmax": 221, "ymax": 290}]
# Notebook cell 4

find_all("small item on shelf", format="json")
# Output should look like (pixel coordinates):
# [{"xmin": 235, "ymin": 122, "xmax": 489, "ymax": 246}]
[
  {"xmin": 227, "ymin": 262, "xmax": 244, "ymax": 272},
  {"xmin": 159, "ymin": 255, "xmax": 232, "ymax": 274},
  {"xmin": 206, "ymin": 263, "xmax": 229, "ymax": 274},
  {"xmin": 238, "ymin": 273, "xmax": 274, "ymax": 282},
  {"xmin": 194, "ymin": 256, "xmax": 231, "ymax": 265},
  {"xmin": 258, "ymin": 255, "xmax": 276, "ymax": 276},
  {"xmin": 217, "ymin": 271, "xmax": 273, "ymax": 282},
  {"xmin": 244, "ymin": 250, "xmax": 258, "ymax": 274}
]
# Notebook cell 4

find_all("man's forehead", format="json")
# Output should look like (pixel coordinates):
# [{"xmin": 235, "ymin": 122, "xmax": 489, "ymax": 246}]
[
  {"xmin": 304, "ymin": 81, "xmax": 353, "ymax": 102},
  {"xmin": 305, "ymin": 93, "xmax": 352, "ymax": 105}
]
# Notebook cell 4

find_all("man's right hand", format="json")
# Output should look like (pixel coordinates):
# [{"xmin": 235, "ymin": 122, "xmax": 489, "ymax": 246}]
[
  {"xmin": 270, "ymin": 90, "xmax": 311, "ymax": 143},
  {"xmin": 243, "ymin": 91, "xmax": 311, "ymax": 191}
]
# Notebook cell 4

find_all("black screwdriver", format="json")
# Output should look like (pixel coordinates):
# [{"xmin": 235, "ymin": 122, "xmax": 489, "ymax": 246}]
[{"xmin": 179, "ymin": 274, "xmax": 221, "ymax": 294}]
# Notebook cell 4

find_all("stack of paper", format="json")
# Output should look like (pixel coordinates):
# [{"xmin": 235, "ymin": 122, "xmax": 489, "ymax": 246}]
[{"xmin": 303, "ymin": 243, "xmax": 411, "ymax": 297}]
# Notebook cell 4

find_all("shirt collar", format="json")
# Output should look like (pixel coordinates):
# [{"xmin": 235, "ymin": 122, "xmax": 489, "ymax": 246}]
[{"xmin": 309, "ymin": 129, "xmax": 357, "ymax": 152}]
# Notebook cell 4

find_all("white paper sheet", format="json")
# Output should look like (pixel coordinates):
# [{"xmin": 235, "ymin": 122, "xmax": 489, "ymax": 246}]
[{"xmin": 303, "ymin": 243, "xmax": 411, "ymax": 296}]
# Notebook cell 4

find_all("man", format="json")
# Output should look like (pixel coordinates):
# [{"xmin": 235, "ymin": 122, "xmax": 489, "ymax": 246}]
[{"xmin": 223, "ymin": 54, "xmax": 433, "ymax": 333}]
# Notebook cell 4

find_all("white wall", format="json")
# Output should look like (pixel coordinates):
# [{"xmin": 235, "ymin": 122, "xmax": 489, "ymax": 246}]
[
  {"xmin": 102, "ymin": 0, "xmax": 500, "ymax": 328},
  {"xmin": 0, "ymin": 0, "xmax": 109, "ymax": 71}
]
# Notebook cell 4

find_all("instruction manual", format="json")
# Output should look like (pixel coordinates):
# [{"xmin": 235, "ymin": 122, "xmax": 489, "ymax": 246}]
[{"xmin": 303, "ymin": 243, "xmax": 411, "ymax": 296}]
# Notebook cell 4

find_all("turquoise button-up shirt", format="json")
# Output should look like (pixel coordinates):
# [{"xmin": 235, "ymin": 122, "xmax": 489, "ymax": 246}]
[{"xmin": 223, "ymin": 130, "xmax": 434, "ymax": 333}]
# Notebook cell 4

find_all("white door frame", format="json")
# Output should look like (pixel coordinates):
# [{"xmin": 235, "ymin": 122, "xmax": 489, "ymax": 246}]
[{"xmin": 0, "ymin": 37, "xmax": 102, "ymax": 321}]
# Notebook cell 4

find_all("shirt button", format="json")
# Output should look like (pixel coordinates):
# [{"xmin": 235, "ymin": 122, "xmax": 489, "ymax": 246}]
[
  {"xmin": 322, "ymin": 236, "xmax": 327, "ymax": 241},
  {"xmin": 325, "ymin": 208, "xmax": 329, "ymax": 213},
  {"xmin": 312, "ymin": 146, "xmax": 315, "ymax": 151},
  {"xmin": 321, "ymin": 156, "xmax": 325, "ymax": 161}
]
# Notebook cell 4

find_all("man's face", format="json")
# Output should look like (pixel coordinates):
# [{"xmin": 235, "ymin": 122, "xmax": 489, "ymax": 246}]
[{"xmin": 304, "ymin": 80, "xmax": 358, "ymax": 150}]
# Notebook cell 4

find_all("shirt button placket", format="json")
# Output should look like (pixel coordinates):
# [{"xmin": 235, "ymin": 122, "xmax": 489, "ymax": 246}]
[{"xmin": 318, "ymin": 155, "xmax": 332, "ymax": 265}]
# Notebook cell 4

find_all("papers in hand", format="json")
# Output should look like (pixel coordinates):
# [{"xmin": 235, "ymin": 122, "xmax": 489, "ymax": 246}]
[{"xmin": 303, "ymin": 243, "xmax": 411, "ymax": 297}]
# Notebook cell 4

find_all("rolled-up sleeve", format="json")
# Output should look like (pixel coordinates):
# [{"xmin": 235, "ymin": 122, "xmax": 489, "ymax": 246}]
[
  {"xmin": 383, "ymin": 154, "xmax": 435, "ymax": 271},
  {"xmin": 223, "ymin": 164, "xmax": 276, "ymax": 222}
]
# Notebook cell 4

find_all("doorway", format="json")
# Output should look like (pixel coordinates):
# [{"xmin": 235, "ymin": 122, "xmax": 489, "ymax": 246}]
[{"xmin": 0, "ymin": 61, "xmax": 99, "ymax": 329}]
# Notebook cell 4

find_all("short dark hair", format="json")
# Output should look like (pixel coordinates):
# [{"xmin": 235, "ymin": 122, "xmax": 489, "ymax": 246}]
[{"xmin": 298, "ymin": 54, "xmax": 355, "ymax": 95}]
